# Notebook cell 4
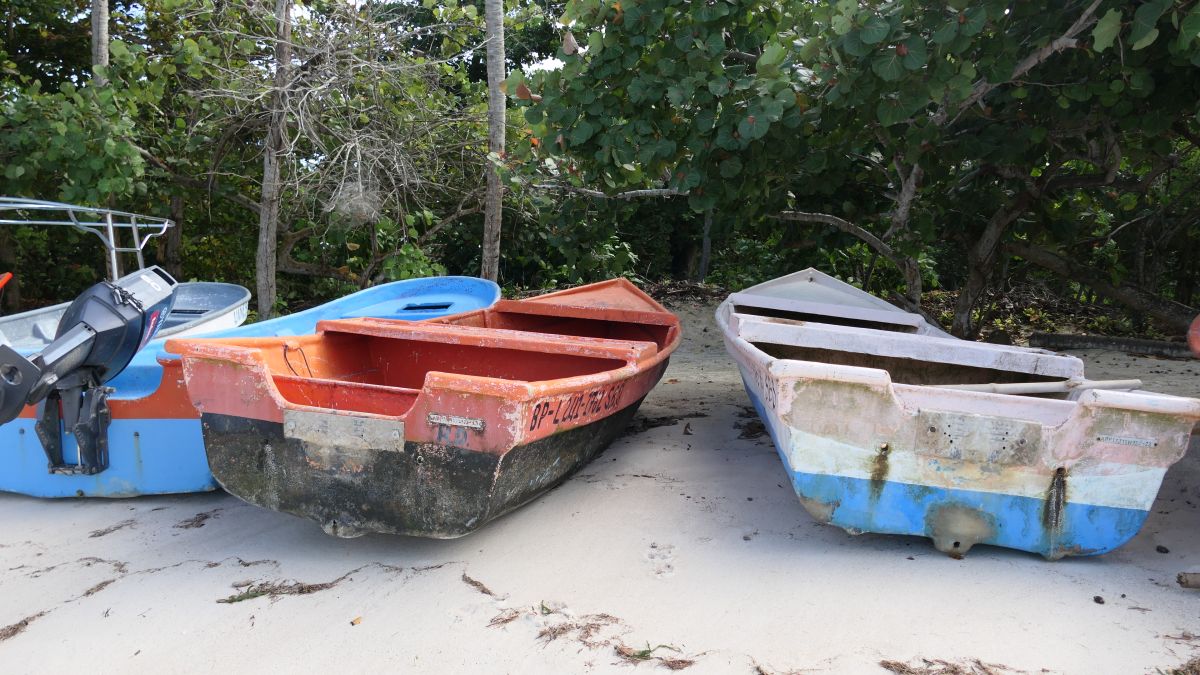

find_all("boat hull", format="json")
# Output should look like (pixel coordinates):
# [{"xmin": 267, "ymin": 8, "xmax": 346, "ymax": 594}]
[
  {"xmin": 199, "ymin": 396, "xmax": 646, "ymax": 538},
  {"xmin": 0, "ymin": 277, "xmax": 500, "ymax": 497},
  {"xmin": 718, "ymin": 283, "xmax": 1199, "ymax": 560}
]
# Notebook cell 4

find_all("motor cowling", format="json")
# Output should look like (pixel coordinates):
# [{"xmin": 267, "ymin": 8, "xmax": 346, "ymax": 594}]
[{"xmin": 0, "ymin": 266, "xmax": 177, "ymax": 425}]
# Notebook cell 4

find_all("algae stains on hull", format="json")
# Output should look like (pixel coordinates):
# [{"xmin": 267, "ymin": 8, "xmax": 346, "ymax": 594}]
[
  {"xmin": 1041, "ymin": 466, "xmax": 1069, "ymax": 560},
  {"xmin": 869, "ymin": 442, "xmax": 890, "ymax": 501},
  {"xmin": 927, "ymin": 503, "xmax": 996, "ymax": 558},
  {"xmin": 201, "ymin": 398, "xmax": 647, "ymax": 538},
  {"xmin": 1042, "ymin": 467, "xmax": 1067, "ymax": 532}
]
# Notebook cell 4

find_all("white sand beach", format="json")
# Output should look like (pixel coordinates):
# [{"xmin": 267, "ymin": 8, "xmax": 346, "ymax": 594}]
[{"xmin": 1, "ymin": 299, "xmax": 1197, "ymax": 674}]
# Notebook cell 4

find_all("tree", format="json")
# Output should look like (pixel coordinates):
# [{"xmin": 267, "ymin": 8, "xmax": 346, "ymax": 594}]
[
  {"xmin": 255, "ymin": 0, "xmax": 291, "ymax": 318},
  {"xmin": 520, "ymin": 0, "xmax": 1200, "ymax": 334},
  {"xmin": 481, "ymin": 0, "xmax": 507, "ymax": 281}
]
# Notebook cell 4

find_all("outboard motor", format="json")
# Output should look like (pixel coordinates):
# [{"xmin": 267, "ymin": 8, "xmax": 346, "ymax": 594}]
[{"xmin": 0, "ymin": 266, "xmax": 177, "ymax": 474}]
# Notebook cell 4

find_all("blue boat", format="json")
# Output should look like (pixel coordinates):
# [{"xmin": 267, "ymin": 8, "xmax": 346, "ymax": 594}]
[{"xmin": 0, "ymin": 276, "xmax": 500, "ymax": 497}]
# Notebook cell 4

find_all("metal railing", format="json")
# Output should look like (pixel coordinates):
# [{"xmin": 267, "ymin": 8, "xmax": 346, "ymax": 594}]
[{"xmin": 0, "ymin": 197, "xmax": 175, "ymax": 282}]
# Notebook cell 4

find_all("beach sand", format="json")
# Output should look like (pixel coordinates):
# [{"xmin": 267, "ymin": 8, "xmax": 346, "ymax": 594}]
[{"xmin": 0, "ymin": 299, "xmax": 1197, "ymax": 674}]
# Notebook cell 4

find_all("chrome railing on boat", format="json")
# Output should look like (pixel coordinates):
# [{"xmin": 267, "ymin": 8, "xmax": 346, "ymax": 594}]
[{"xmin": 0, "ymin": 197, "xmax": 174, "ymax": 281}]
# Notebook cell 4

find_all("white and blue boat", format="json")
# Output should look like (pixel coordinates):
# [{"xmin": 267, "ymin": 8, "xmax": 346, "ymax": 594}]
[{"xmin": 718, "ymin": 269, "xmax": 1200, "ymax": 559}]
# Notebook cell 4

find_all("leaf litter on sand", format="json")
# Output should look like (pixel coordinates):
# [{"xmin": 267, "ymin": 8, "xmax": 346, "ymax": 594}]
[
  {"xmin": 614, "ymin": 643, "xmax": 695, "ymax": 670},
  {"xmin": 879, "ymin": 657, "xmax": 1019, "ymax": 675},
  {"xmin": 488, "ymin": 608, "xmax": 522, "ymax": 628},
  {"xmin": 537, "ymin": 613, "xmax": 620, "ymax": 647},
  {"xmin": 89, "ymin": 519, "xmax": 135, "ymax": 538},
  {"xmin": 215, "ymin": 563, "xmax": 406, "ymax": 604},
  {"xmin": 461, "ymin": 572, "xmax": 495, "ymax": 597},
  {"xmin": 0, "ymin": 612, "xmax": 46, "ymax": 643},
  {"xmin": 175, "ymin": 509, "xmax": 221, "ymax": 529}
]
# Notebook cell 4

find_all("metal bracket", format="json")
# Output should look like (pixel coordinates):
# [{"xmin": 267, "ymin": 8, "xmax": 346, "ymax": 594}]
[{"xmin": 35, "ymin": 374, "xmax": 112, "ymax": 475}]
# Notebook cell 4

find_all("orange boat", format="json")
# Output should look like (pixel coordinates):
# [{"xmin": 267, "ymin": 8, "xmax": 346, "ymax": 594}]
[{"xmin": 166, "ymin": 279, "xmax": 680, "ymax": 538}]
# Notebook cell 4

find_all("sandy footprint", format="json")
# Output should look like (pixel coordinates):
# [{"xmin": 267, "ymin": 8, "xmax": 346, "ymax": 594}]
[{"xmin": 645, "ymin": 542, "xmax": 676, "ymax": 578}]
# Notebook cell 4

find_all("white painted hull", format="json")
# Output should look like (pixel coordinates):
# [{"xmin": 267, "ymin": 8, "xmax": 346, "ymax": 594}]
[{"xmin": 718, "ymin": 270, "xmax": 1200, "ymax": 559}]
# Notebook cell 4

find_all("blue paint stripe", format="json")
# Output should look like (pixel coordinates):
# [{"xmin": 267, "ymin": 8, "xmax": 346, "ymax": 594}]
[
  {"xmin": 740, "ymin": 378, "xmax": 1150, "ymax": 558},
  {"xmin": 0, "ymin": 419, "xmax": 215, "ymax": 498}
]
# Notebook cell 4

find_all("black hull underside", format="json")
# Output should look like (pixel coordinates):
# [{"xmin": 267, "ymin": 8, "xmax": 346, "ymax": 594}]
[{"xmin": 200, "ymin": 398, "xmax": 645, "ymax": 538}]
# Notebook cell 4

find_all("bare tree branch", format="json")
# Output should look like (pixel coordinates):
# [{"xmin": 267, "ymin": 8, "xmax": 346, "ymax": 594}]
[{"xmin": 533, "ymin": 183, "xmax": 686, "ymax": 200}]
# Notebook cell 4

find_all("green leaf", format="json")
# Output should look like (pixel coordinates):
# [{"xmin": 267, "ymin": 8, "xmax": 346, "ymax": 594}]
[
  {"xmin": 1092, "ymin": 9, "xmax": 1122, "ymax": 53},
  {"xmin": 961, "ymin": 8, "xmax": 987, "ymax": 37},
  {"xmin": 569, "ymin": 119, "xmax": 596, "ymax": 145},
  {"xmin": 758, "ymin": 42, "xmax": 786, "ymax": 68},
  {"xmin": 841, "ymin": 31, "xmax": 871, "ymax": 57},
  {"xmin": 761, "ymin": 98, "xmax": 785, "ymax": 122},
  {"xmin": 901, "ymin": 38, "xmax": 928, "ymax": 70},
  {"xmin": 932, "ymin": 22, "xmax": 959, "ymax": 45},
  {"xmin": 737, "ymin": 112, "xmax": 770, "ymax": 140},
  {"xmin": 831, "ymin": 13, "xmax": 853, "ymax": 36},
  {"xmin": 719, "ymin": 157, "xmax": 743, "ymax": 178},
  {"xmin": 1132, "ymin": 27, "xmax": 1160, "ymax": 50},
  {"xmin": 1130, "ymin": 0, "xmax": 1170, "ymax": 50},
  {"xmin": 871, "ymin": 50, "xmax": 905, "ymax": 81},
  {"xmin": 876, "ymin": 99, "xmax": 908, "ymax": 126},
  {"xmin": 860, "ymin": 16, "xmax": 890, "ymax": 45},
  {"xmin": 1179, "ymin": 8, "xmax": 1200, "ymax": 49},
  {"xmin": 798, "ymin": 37, "xmax": 822, "ymax": 63}
]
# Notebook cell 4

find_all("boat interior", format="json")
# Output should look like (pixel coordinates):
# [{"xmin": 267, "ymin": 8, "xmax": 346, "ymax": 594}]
[
  {"xmin": 247, "ymin": 300, "xmax": 679, "ymax": 417},
  {"xmin": 732, "ymin": 302, "xmax": 921, "ymax": 334},
  {"xmin": 729, "ymin": 305, "xmax": 1110, "ymax": 399},
  {"xmin": 0, "ymin": 282, "xmax": 248, "ymax": 351},
  {"xmin": 432, "ymin": 299, "xmax": 676, "ymax": 348}
]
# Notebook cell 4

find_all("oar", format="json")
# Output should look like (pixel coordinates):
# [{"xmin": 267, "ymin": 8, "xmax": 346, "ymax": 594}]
[{"xmin": 932, "ymin": 378, "xmax": 1143, "ymax": 395}]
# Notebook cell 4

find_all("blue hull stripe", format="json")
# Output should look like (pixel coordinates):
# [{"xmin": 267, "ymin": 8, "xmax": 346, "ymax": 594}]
[
  {"xmin": 0, "ymin": 418, "xmax": 214, "ymax": 497},
  {"xmin": 742, "ymin": 379, "xmax": 1149, "ymax": 558}
]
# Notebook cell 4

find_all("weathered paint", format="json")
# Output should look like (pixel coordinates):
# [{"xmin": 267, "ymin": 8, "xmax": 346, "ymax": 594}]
[
  {"xmin": 718, "ymin": 288, "xmax": 1200, "ymax": 560},
  {"xmin": 0, "ymin": 277, "xmax": 499, "ymax": 497},
  {"xmin": 166, "ymin": 278, "xmax": 681, "ymax": 537},
  {"xmin": 198, "ymin": 396, "xmax": 648, "ymax": 538}
]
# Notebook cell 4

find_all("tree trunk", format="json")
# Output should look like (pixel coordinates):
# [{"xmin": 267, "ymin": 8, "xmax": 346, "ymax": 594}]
[
  {"xmin": 1007, "ymin": 240, "xmax": 1197, "ymax": 334},
  {"xmin": 164, "ymin": 194, "xmax": 184, "ymax": 278},
  {"xmin": 479, "ymin": 0, "xmax": 506, "ymax": 282},
  {"xmin": 951, "ymin": 194, "xmax": 1031, "ymax": 338},
  {"xmin": 256, "ymin": 0, "xmax": 291, "ymax": 319},
  {"xmin": 91, "ymin": 0, "xmax": 109, "ymax": 85},
  {"xmin": 695, "ymin": 208, "xmax": 713, "ymax": 282},
  {"xmin": 0, "ymin": 230, "xmax": 19, "ymax": 312}
]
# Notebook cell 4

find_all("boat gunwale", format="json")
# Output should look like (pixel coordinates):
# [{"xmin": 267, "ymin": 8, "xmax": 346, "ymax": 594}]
[
  {"xmin": 715, "ymin": 298, "xmax": 1200, "ymax": 425},
  {"xmin": 170, "ymin": 295, "xmax": 681, "ymax": 422}
]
